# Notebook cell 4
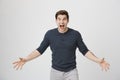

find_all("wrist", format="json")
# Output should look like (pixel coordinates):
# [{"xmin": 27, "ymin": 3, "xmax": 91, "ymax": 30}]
[
  {"xmin": 19, "ymin": 57, "xmax": 27, "ymax": 62},
  {"xmin": 22, "ymin": 58, "xmax": 28, "ymax": 62},
  {"xmin": 99, "ymin": 58, "xmax": 104, "ymax": 64}
]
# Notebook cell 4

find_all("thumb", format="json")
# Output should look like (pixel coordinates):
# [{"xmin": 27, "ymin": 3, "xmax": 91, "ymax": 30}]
[
  {"xmin": 19, "ymin": 58, "xmax": 26, "ymax": 62},
  {"xmin": 19, "ymin": 57, "xmax": 23, "ymax": 60}
]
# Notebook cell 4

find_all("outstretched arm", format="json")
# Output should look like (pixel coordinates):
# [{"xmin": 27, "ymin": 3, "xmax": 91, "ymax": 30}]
[
  {"xmin": 13, "ymin": 50, "xmax": 41, "ymax": 70},
  {"xmin": 85, "ymin": 51, "xmax": 110, "ymax": 71}
]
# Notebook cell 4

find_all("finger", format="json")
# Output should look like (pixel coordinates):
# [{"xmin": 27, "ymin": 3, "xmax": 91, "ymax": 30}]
[
  {"xmin": 105, "ymin": 68, "xmax": 107, "ymax": 72},
  {"xmin": 14, "ymin": 61, "xmax": 22, "ymax": 70},
  {"xmin": 105, "ymin": 67, "xmax": 107, "ymax": 71},
  {"xmin": 102, "ymin": 65, "xmax": 107, "ymax": 71},
  {"xmin": 19, "ymin": 58, "xmax": 23, "ymax": 61},
  {"xmin": 13, "ymin": 61, "xmax": 20, "ymax": 64},
  {"xmin": 105, "ymin": 63, "xmax": 109, "ymax": 69},
  {"xmin": 108, "ymin": 63, "xmax": 110, "ymax": 66},
  {"xmin": 107, "ymin": 64, "xmax": 109, "ymax": 68},
  {"xmin": 107, "ymin": 65, "xmax": 110, "ymax": 70},
  {"xmin": 20, "ymin": 65, "xmax": 23, "ymax": 70},
  {"xmin": 101, "ymin": 66, "xmax": 104, "ymax": 71},
  {"xmin": 20, "ymin": 63, "xmax": 24, "ymax": 70},
  {"xmin": 13, "ymin": 63, "xmax": 19, "ymax": 69},
  {"xmin": 106, "ymin": 67, "xmax": 109, "ymax": 70},
  {"xmin": 17, "ymin": 62, "xmax": 25, "ymax": 70},
  {"xmin": 104, "ymin": 65, "xmax": 109, "ymax": 71},
  {"xmin": 16, "ymin": 63, "xmax": 22, "ymax": 70},
  {"xmin": 105, "ymin": 66, "xmax": 109, "ymax": 71}
]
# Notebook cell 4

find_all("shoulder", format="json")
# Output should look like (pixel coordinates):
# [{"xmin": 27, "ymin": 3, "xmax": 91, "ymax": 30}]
[
  {"xmin": 47, "ymin": 28, "xmax": 57, "ymax": 33},
  {"xmin": 48, "ymin": 28, "xmax": 57, "ymax": 32},
  {"xmin": 45, "ymin": 28, "xmax": 57, "ymax": 35},
  {"xmin": 69, "ymin": 28, "xmax": 81, "ymax": 36}
]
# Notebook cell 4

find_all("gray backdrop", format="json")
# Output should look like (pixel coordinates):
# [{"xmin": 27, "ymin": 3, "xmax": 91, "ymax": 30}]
[{"xmin": 0, "ymin": 0, "xmax": 120, "ymax": 80}]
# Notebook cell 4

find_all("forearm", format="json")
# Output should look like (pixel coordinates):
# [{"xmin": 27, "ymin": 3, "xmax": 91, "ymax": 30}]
[
  {"xmin": 85, "ymin": 51, "xmax": 103, "ymax": 64},
  {"xmin": 25, "ymin": 50, "xmax": 41, "ymax": 62}
]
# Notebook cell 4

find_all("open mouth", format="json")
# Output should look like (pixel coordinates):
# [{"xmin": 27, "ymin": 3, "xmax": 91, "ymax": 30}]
[{"xmin": 60, "ymin": 25, "xmax": 64, "ymax": 28}]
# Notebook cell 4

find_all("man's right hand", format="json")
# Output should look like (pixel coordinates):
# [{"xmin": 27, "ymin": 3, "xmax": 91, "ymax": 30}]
[
  {"xmin": 13, "ymin": 58, "xmax": 27, "ymax": 70},
  {"xmin": 12, "ymin": 50, "xmax": 41, "ymax": 70}
]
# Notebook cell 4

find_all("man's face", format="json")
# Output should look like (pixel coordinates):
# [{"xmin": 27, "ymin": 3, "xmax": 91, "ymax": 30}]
[{"xmin": 56, "ymin": 15, "xmax": 69, "ymax": 31}]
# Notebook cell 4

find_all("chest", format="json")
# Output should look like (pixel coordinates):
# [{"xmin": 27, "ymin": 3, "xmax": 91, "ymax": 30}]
[{"xmin": 49, "ymin": 34, "xmax": 77, "ymax": 49}]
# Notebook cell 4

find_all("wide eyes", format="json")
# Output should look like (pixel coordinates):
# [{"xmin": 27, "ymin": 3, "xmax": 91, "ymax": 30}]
[{"xmin": 57, "ymin": 18, "xmax": 67, "ymax": 21}]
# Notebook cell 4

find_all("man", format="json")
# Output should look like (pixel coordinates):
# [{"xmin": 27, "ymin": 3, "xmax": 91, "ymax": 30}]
[{"xmin": 13, "ymin": 10, "xmax": 110, "ymax": 80}]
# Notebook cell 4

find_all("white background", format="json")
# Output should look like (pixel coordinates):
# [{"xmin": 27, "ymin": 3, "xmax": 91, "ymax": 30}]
[{"xmin": 0, "ymin": 0, "xmax": 120, "ymax": 80}]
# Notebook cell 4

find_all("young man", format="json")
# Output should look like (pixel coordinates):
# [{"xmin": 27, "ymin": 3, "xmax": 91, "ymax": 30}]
[{"xmin": 13, "ymin": 10, "xmax": 110, "ymax": 80}]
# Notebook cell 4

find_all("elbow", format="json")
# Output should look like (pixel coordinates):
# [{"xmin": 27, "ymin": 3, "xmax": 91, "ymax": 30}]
[{"xmin": 84, "ymin": 50, "xmax": 91, "ymax": 57}]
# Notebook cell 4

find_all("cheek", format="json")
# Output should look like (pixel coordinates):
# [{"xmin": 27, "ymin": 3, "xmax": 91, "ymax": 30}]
[
  {"xmin": 56, "ymin": 21, "xmax": 60, "ymax": 24},
  {"xmin": 64, "ymin": 21, "xmax": 68, "ymax": 25},
  {"xmin": 64, "ymin": 19, "xmax": 68, "ymax": 23},
  {"xmin": 57, "ymin": 20, "xmax": 61, "ymax": 23}
]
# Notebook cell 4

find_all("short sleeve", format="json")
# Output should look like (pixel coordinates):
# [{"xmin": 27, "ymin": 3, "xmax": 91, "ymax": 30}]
[
  {"xmin": 76, "ymin": 32, "xmax": 89, "ymax": 55},
  {"xmin": 36, "ymin": 31, "xmax": 50, "ymax": 54}
]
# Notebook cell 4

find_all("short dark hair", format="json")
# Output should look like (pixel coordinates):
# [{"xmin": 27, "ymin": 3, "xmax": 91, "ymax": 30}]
[{"xmin": 55, "ymin": 10, "xmax": 69, "ymax": 20}]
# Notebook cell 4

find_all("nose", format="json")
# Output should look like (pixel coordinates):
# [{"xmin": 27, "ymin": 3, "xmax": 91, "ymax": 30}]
[{"xmin": 60, "ymin": 20, "xmax": 64, "ymax": 24}]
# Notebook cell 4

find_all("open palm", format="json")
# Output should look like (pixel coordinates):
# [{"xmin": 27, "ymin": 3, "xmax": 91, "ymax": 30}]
[
  {"xmin": 100, "ymin": 59, "xmax": 110, "ymax": 71},
  {"xmin": 13, "ymin": 58, "xmax": 26, "ymax": 70}
]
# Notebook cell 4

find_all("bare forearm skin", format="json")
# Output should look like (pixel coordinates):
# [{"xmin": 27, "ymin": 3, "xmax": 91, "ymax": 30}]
[
  {"xmin": 85, "ymin": 51, "xmax": 103, "ymax": 64},
  {"xmin": 25, "ymin": 50, "xmax": 41, "ymax": 62}
]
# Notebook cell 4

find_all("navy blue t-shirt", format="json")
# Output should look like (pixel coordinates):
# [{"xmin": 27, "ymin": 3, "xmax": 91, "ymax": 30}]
[{"xmin": 37, "ymin": 28, "xmax": 89, "ymax": 72}]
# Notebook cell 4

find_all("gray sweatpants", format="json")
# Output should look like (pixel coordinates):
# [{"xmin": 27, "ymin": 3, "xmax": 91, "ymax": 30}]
[{"xmin": 50, "ymin": 68, "xmax": 79, "ymax": 80}]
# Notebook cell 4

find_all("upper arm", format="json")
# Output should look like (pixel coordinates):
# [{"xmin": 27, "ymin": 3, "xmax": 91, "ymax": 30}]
[
  {"xmin": 36, "ymin": 31, "xmax": 50, "ymax": 54},
  {"xmin": 76, "ymin": 32, "xmax": 89, "ymax": 55}
]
